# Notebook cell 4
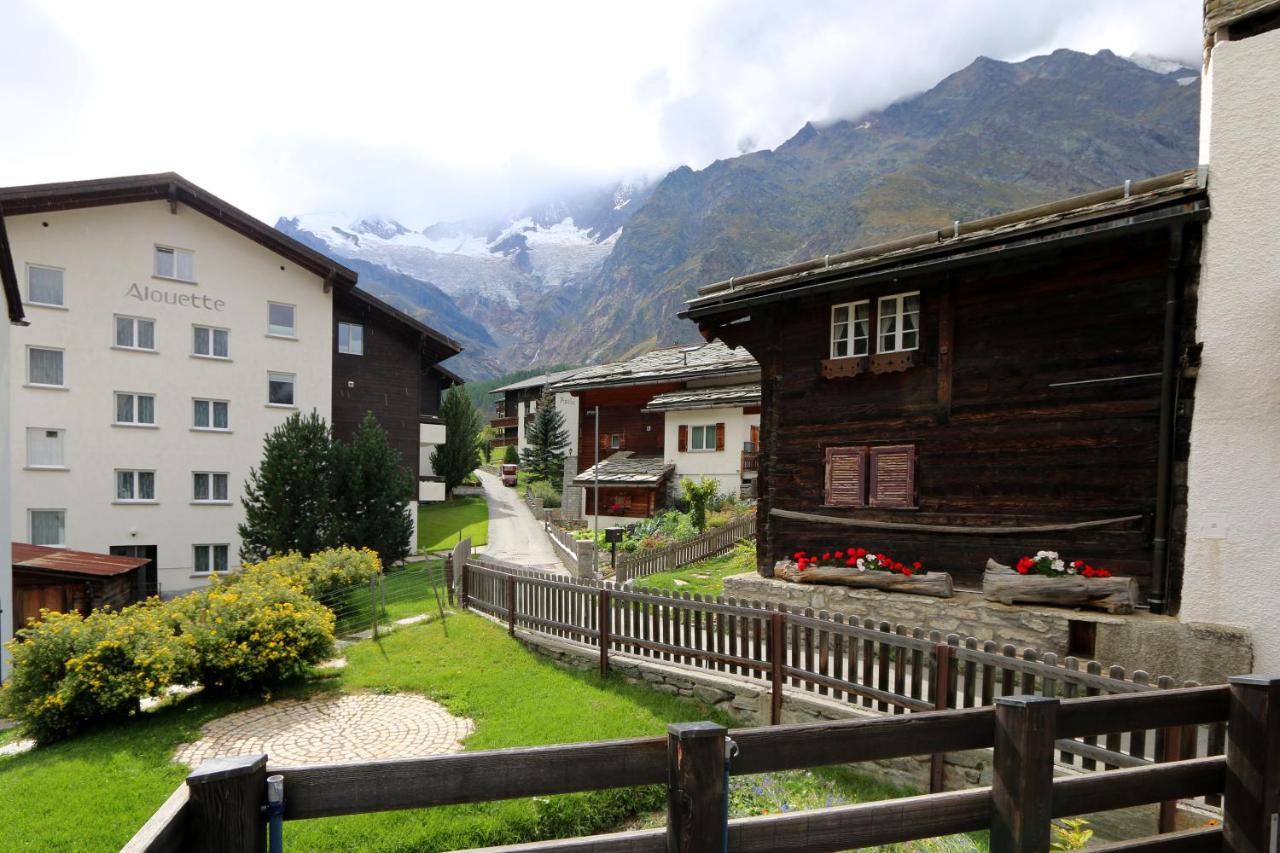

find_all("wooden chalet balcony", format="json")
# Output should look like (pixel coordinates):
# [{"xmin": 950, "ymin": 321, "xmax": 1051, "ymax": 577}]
[
  {"xmin": 491, "ymin": 415, "xmax": 518, "ymax": 430},
  {"xmin": 741, "ymin": 441, "xmax": 760, "ymax": 473}
]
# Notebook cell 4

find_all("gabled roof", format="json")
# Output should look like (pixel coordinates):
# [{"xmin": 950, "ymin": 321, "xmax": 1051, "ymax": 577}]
[
  {"xmin": 0, "ymin": 172, "xmax": 358, "ymax": 292},
  {"xmin": 643, "ymin": 383, "xmax": 761, "ymax": 413},
  {"xmin": 13, "ymin": 543, "xmax": 148, "ymax": 578},
  {"xmin": 682, "ymin": 169, "xmax": 1207, "ymax": 321},
  {"xmin": 342, "ymin": 286, "xmax": 463, "ymax": 357},
  {"xmin": 491, "ymin": 367, "xmax": 584, "ymax": 394},
  {"xmin": 572, "ymin": 452, "xmax": 674, "ymax": 486},
  {"xmin": 552, "ymin": 341, "xmax": 758, "ymax": 392},
  {"xmin": 432, "ymin": 362, "xmax": 466, "ymax": 387}
]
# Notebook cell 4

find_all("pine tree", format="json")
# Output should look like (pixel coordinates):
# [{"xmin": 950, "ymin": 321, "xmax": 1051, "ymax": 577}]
[
  {"xmin": 520, "ymin": 394, "xmax": 570, "ymax": 483},
  {"xmin": 239, "ymin": 411, "xmax": 339, "ymax": 561},
  {"xmin": 336, "ymin": 413, "xmax": 414, "ymax": 566},
  {"xmin": 431, "ymin": 385, "xmax": 483, "ymax": 496}
]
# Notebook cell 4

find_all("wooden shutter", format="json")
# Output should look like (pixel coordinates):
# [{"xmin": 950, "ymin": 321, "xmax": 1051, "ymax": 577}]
[
  {"xmin": 678, "ymin": 425, "xmax": 688, "ymax": 452},
  {"xmin": 600, "ymin": 432, "xmax": 610, "ymax": 450},
  {"xmin": 868, "ymin": 444, "xmax": 916, "ymax": 508},
  {"xmin": 715, "ymin": 423, "xmax": 726, "ymax": 451},
  {"xmin": 824, "ymin": 446, "xmax": 866, "ymax": 507}
]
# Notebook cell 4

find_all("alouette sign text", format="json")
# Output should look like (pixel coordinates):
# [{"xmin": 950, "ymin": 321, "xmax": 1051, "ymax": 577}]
[{"xmin": 127, "ymin": 283, "xmax": 225, "ymax": 312}]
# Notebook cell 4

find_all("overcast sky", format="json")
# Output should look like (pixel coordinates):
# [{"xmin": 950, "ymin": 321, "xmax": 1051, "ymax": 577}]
[{"xmin": 1, "ymin": 0, "xmax": 1202, "ymax": 226}]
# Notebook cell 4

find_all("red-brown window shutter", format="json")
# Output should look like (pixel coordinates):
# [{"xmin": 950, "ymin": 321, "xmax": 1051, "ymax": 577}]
[
  {"xmin": 824, "ymin": 446, "xmax": 866, "ymax": 507},
  {"xmin": 678, "ymin": 425, "xmax": 688, "ymax": 452},
  {"xmin": 600, "ymin": 433, "xmax": 610, "ymax": 450},
  {"xmin": 715, "ymin": 423, "xmax": 726, "ymax": 451},
  {"xmin": 868, "ymin": 444, "xmax": 916, "ymax": 508}
]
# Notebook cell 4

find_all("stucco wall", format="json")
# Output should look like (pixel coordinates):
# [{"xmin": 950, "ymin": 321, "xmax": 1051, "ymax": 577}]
[
  {"xmin": 0, "ymin": 310, "xmax": 11, "ymax": 676},
  {"xmin": 1182, "ymin": 28, "xmax": 1280, "ymax": 670},
  {"xmin": 663, "ymin": 406, "xmax": 759, "ymax": 496},
  {"xmin": 8, "ymin": 200, "xmax": 333, "ymax": 596}
]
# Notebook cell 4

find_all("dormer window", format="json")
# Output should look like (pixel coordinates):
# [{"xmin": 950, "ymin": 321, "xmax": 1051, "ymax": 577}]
[
  {"xmin": 877, "ymin": 292, "xmax": 920, "ymax": 353},
  {"xmin": 830, "ymin": 301, "xmax": 870, "ymax": 359}
]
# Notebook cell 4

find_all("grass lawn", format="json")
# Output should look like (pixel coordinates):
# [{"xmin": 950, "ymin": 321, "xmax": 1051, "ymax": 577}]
[
  {"xmin": 419, "ymin": 495, "xmax": 489, "ymax": 552},
  {"xmin": 329, "ymin": 560, "xmax": 448, "ymax": 634},
  {"xmin": 637, "ymin": 539, "xmax": 756, "ymax": 596}
]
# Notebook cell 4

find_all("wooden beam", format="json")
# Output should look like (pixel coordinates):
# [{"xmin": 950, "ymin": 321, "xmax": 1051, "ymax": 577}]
[
  {"xmin": 770, "ymin": 507, "xmax": 1143, "ymax": 535},
  {"xmin": 120, "ymin": 784, "xmax": 189, "ymax": 853},
  {"xmin": 1056, "ymin": 686, "xmax": 1229, "ymax": 738},
  {"xmin": 185, "ymin": 754, "xmax": 266, "ymax": 853},
  {"xmin": 991, "ymin": 696, "xmax": 1058, "ymax": 853},
  {"xmin": 1223, "ymin": 675, "xmax": 1280, "ymax": 853},
  {"xmin": 1051, "ymin": 756, "xmax": 1225, "ymax": 817},
  {"xmin": 1086, "ymin": 827, "xmax": 1223, "ymax": 852},
  {"xmin": 666, "ymin": 722, "xmax": 727, "ymax": 853}
]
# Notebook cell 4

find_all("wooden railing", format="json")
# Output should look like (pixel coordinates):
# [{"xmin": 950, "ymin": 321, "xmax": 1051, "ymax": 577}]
[
  {"xmin": 460, "ymin": 561, "xmax": 1235, "ymax": 790},
  {"xmin": 125, "ymin": 679, "xmax": 1279, "ymax": 852},
  {"xmin": 615, "ymin": 514, "xmax": 756, "ymax": 582}
]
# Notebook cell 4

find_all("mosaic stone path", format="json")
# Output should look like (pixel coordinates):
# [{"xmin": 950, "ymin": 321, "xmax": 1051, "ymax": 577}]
[{"xmin": 174, "ymin": 693, "xmax": 474, "ymax": 767}]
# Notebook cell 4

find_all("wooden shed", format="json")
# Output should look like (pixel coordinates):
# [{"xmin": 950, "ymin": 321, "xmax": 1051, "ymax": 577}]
[{"xmin": 12, "ymin": 543, "xmax": 148, "ymax": 628}]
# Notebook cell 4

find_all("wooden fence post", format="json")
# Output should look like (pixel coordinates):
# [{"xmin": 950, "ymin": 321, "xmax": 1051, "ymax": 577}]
[
  {"xmin": 769, "ymin": 611, "xmax": 785, "ymax": 725},
  {"xmin": 1223, "ymin": 675, "xmax": 1280, "ymax": 853},
  {"xmin": 507, "ymin": 574, "xmax": 517, "ymax": 637},
  {"xmin": 666, "ymin": 722, "xmax": 727, "ymax": 853},
  {"xmin": 599, "ymin": 588, "xmax": 611, "ymax": 677},
  {"xmin": 185, "ymin": 754, "xmax": 267, "ymax": 853},
  {"xmin": 461, "ymin": 562, "xmax": 470, "ymax": 610},
  {"xmin": 370, "ymin": 575, "xmax": 378, "ymax": 638},
  {"xmin": 1158, "ymin": 721, "xmax": 1186, "ymax": 833},
  {"xmin": 930, "ymin": 642, "xmax": 952, "ymax": 793},
  {"xmin": 444, "ymin": 555, "xmax": 455, "ymax": 605},
  {"xmin": 991, "ymin": 695, "xmax": 1058, "ymax": 853}
]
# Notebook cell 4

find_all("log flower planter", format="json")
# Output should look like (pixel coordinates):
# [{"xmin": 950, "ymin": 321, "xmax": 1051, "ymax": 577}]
[
  {"xmin": 982, "ymin": 557, "xmax": 1140, "ymax": 614},
  {"xmin": 773, "ymin": 551, "xmax": 954, "ymax": 598}
]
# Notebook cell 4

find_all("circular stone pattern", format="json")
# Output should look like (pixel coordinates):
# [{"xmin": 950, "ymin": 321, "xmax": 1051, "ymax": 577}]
[{"xmin": 174, "ymin": 693, "xmax": 474, "ymax": 767}]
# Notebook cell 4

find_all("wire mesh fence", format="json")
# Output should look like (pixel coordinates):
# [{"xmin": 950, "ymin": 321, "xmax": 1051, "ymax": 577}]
[{"xmin": 312, "ymin": 560, "xmax": 450, "ymax": 637}]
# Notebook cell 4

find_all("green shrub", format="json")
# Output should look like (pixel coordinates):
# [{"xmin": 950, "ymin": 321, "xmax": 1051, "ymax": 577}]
[
  {"xmin": 503, "ymin": 444, "xmax": 519, "ymax": 464},
  {"xmin": 528, "ymin": 478, "xmax": 562, "ymax": 509},
  {"xmin": 170, "ymin": 574, "xmax": 335, "ymax": 693},
  {"xmin": 1, "ymin": 601, "xmax": 196, "ymax": 744}
]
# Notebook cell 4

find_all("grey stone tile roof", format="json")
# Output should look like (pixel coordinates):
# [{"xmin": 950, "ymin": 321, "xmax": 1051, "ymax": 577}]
[
  {"xmin": 572, "ymin": 452, "xmax": 674, "ymax": 486},
  {"xmin": 490, "ymin": 367, "xmax": 584, "ymax": 394},
  {"xmin": 551, "ymin": 341, "xmax": 758, "ymax": 392},
  {"xmin": 643, "ymin": 383, "xmax": 761, "ymax": 412}
]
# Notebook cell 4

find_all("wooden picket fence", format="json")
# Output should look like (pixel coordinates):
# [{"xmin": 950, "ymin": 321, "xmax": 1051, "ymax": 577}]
[
  {"xmin": 461, "ymin": 561, "xmax": 1228, "ymax": 800},
  {"xmin": 614, "ymin": 514, "xmax": 756, "ymax": 582},
  {"xmin": 125, "ymin": 678, "xmax": 1279, "ymax": 852}
]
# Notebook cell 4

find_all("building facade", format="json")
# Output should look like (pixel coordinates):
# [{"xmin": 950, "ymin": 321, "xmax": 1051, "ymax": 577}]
[
  {"xmin": 0, "ymin": 214, "xmax": 25, "ymax": 679},
  {"xmin": 1182, "ymin": 0, "xmax": 1280, "ymax": 670},
  {"xmin": 1, "ymin": 174, "xmax": 356, "ymax": 597},
  {"xmin": 488, "ymin": 368, "xmax": 581, "ymax": 458}
]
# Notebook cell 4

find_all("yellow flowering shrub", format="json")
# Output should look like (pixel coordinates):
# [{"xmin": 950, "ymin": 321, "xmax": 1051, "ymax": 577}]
[
  {"xmin": 222, "ymin": 547, "xmax": 382, "ymax": 601},
  {"xmin": 170, "ymin": 573, "xmax": 335, "ymax": 692},
  {"xmin": 1, "ymin": 601, "xmax": 196, "ymax": 744}
]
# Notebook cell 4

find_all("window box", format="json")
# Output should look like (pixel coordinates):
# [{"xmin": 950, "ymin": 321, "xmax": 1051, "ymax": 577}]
[
  {"xmin": 869, "ymin": 350, "xmax": 918, "ymax": 374},
  {"xmin": 821, "ymin": 356, "xmax": 869, "ymax": 379}
]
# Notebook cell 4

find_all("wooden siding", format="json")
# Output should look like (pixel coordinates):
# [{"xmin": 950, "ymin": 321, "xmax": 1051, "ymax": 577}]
[
  {"xmin": 575, "ymin": 385, "xmax": 677, "ymax": 472},
  {"xmin": 332, "ymin": 291, "xmax": 424, "ymax": 481},
  {"xmin": 740, "ymin": 228, "xmax": 1200, "ymax": 593},
  {"xmin": 584, "ymin": 486, "xmax": 662, "ymax": 518}
]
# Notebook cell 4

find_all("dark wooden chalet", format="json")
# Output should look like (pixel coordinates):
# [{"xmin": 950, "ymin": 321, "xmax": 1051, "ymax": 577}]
[
  {"xmin": 552, "ymin": 342, "xmax": 757, "ymax": 519},
  {"xmin": 332, "ymin": 288, "xmax": 464, "ymax": 500},
  {"xmin": 489, "ymin": 367, "xmax": 581, "ymax": 450},
  {"xmin": 681, "ymin": 169, "xmax": 1208, "ymax": 610}
]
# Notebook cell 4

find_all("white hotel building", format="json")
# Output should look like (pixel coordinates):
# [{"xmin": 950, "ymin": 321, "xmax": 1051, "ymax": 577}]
[{"xmin": 1, "ymin": 174, "xmax": 359, "ymax": 598}]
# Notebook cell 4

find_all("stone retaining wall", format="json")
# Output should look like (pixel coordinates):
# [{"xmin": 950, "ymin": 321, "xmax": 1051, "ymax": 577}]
[{"xmin": 723, "ymin": 573, "xmax": 1252, "ymax": 685}]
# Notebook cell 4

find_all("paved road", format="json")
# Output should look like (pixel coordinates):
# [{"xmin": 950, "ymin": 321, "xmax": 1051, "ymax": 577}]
[{"xmin": 475, "ymin": 469, "xmax": 566, "ymax": 573}]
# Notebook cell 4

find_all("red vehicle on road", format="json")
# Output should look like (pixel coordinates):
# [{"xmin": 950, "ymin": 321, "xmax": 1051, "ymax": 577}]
[{"xmin": 501, "ymin": 463, "xmax": 519, "ymax": 487}]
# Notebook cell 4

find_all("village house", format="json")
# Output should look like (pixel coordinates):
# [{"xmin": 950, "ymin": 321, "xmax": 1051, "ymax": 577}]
[
  {"xmin": 332, "ymin": 285, "xmax": 465, "ymax": 526},
  {"xmin": 683, "ymin": 171, "xmax": 1208, "ymax": 606},
  {"xmin": 488, "ymin": 367, "xmax": 581, "ymax": 457},
  {"xmin": 0, "ymin": 172, "xmax": 462, "ymax": 607},
  {"xmin": 551, "ymin": 342, "xmax": 759, "ymax": 527}
]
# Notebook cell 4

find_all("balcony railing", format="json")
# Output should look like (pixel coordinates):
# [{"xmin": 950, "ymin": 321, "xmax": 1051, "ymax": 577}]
[
  {"xmin": 741, "ymin": 441, "xmax": 760, "ymax": 473},
  {"xmin": 491, "ymin": 416, "xmax": 518, "ymax": 430}
]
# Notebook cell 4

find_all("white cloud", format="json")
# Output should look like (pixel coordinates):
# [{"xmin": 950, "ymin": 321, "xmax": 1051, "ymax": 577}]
[{"xmin": 0, "ymin": 0, "xmax": 1201, "ymax": 224}]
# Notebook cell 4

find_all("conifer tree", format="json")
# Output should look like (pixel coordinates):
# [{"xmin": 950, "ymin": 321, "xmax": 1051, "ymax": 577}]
[
  {"xmin": 239, "ymin": 411, "xmax": 339, "ymax": 561},
  {"xmin": 520, "ymin": 394, "xmax": 570, "ymax": 484},
  {"xmin": 431, "ymin": 385, "xmax": 483, "ymax": 496},
  {"xmin": 336, "ymin": 413, "xmax": 414, "ymax": 566}
]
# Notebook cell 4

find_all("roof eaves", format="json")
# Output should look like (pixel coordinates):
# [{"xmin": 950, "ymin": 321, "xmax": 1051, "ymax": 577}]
[
  {"xmin": 346, "ymin": 287, "xmax": 463, "ymax": 354},
  {"xmin": 0, "ymin": 210, "xmax": 26, "ymax": 324}
]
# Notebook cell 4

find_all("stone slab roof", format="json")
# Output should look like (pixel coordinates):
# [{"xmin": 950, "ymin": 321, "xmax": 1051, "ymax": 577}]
[
  {"xmin": 491, "ymin": 367, "xmax": 585, "ymax": 394},
  {"xmin": 572, "ymin": 452, "xmax": 674, "ymax": 486},
  {"xmin": 552, "ymin": 341, "xmax": 758, "ymax": 392},
  {"xmin": 643, "ymin": 383, "xmax": 761, "ymax": 412}
]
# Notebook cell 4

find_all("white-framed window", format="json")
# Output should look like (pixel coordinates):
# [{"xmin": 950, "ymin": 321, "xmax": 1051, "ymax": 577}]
[
  {"xmin": 193, "ymin": 543, "xmax": 230, "ymax": 575},
  {"xmin": 267, "ymin": 302, "xmax": 296, "ymax": 337},
  {"xmin": 193, "ymin": 324, "xmax": 230, "ymax": 359},
  {"xmin": 115, "ymin": 469, "xmax": 156, "ymax": 502},
  {"xmin": 192, "ymin": 471, "xmax": 230, "ymax": 503},
  {"xmin": 154, "ymin": 245, "xmax": 195, "ymax": 282},
  {"xmin": 27, "ymin": 264, "xmax": 64, "ymax": 307},
  {"xmin": 115, "ymin": 392, "xmax": 156, "ymax": 426},
  {"xmin": 877, "ymin": 292, "xmax": 920, "ymax": 353},
  {"xmin": 29, "ymin": 509, "xmax": 66, "ymax": 546},
  {"xmin": 830, "ymin": 300, "xmax": 870, "ymax": 358},
  {"xmin": 689, "ymin": 425, "xmax": 716, "ymax": 452},
  {"xmin": 26, "ymin": 428, "xmax": 66, "ymax": 468},
  {"xmin": 27, "ymin": 346, "xmax": 65, "ymax": 387},
  {"xmin": 193, "ymin": 398, "xmax": 229, "ymax": 430},
  {"xmin": 115, "ymin": 314, "xmax": 156, "ymax": 350},
  {"xmin": 609, "ymin": 433, "xmax": 622, "ymax": 449},
  {"xmin": 337, "ymin": 322, "xmax": 364, "ymax": 355},
  {"xmin": 268, "ymin": 371, "xmax": 295, "ymax": 406}
]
